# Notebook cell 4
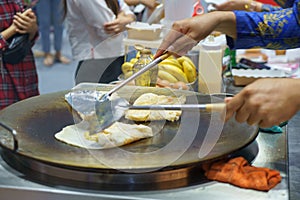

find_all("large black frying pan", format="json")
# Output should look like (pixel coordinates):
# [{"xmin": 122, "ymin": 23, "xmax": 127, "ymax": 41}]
[{"xmin": 0, "ymin": 84, "xmax": 258, "ymax": 172}]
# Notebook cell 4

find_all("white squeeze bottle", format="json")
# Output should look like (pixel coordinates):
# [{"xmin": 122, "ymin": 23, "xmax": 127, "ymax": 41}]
[{"xmin": 198, "ymin": 35, "xmax": 223, "ymax": 94}]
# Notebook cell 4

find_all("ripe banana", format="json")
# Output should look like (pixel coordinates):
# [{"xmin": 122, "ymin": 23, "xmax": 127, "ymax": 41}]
[
  {"xmin": 182, "ymin": 60, "xmax": 197, "ymax": 83},
  {"xmin": 159, "ymin": 64, "xmax": 188, "ymax": 83},
  {"xmin": 158, "ymin": 70, "xmax": 178, "ymax": 83},
  {"xmin": 177, "ymin": 56, "xmax": 196, "ymax": 69},
  {"xmin": 159, "ymin": 59, "xmax": 183, "ymax": 70},
  {"xmin": 121, "ymin": 62, "xmax": 134, "ymax": 74}
]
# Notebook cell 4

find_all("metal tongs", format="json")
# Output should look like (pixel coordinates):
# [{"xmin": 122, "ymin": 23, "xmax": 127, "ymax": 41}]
[{"xmin": 92, "ymin": 97, "xmax": 225, "ymax": 135}]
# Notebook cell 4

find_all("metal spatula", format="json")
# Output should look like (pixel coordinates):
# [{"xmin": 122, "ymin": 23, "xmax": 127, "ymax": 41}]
[
  {"xmin": 91, "ymin": 97, "xmax": 226, "ymax": 134},
  {"xmin": 92, "ymin": 53, "xmax": 170, "ymax": 132}
]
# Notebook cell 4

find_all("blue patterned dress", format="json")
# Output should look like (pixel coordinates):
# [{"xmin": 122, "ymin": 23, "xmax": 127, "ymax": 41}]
[{"xmin": 227, "ymin": 0, "xmax": 300, "ymax": 49}]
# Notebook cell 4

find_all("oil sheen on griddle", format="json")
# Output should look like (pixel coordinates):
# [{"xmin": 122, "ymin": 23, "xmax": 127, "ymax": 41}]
[{"xmin": 133, "ymin": 47, "xmax": 158, "ymax": 87}]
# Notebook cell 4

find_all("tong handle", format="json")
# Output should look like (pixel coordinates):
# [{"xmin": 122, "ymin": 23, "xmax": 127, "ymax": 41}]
[
  {"xmin": 205, "ymin": 103, "xmax": 226, "ymax": 112},
  {"xmin": 128, "ymin": 103, "xmax": 226, "ymax": 113}
]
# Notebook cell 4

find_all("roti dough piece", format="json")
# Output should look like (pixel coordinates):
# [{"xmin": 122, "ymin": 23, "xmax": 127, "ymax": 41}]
[
  {"xmin": 125, "ymin": 93, "xmax": 186, "ymax": 122},
  {"xmin": 55, "ymin": 122, "xmax": 153, "ymax": 149}
]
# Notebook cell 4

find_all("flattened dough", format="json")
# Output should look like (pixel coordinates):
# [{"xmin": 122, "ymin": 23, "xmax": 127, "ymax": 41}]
[
  {"xmin": 125, "ymin": 93, "xmax": 186, "ymax": 122},
  {"xmin": 55, "ymin": 122, "xmax": 153, "ymax": 149}
]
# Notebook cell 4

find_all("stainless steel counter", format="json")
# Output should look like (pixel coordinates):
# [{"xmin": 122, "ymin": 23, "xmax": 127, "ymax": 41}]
[{"xmin": 0, "ymin": 127, "xmax": 288, "ymax": 200}]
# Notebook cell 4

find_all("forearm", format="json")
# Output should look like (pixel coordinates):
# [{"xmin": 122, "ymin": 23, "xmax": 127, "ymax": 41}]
[
  {"xmin": 213, "ymin": 11, "xmax": 237, "ymax": 39},
  {"xmin": 1, "ymin": 25, "xmax": 17, "ymax": 41}
]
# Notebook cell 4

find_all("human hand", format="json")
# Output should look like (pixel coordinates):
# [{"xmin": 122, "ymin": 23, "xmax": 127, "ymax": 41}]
[
  {"xmin": 225, "ymin": 78, "xmax": 300, "ymax": 128},
  {"xmin": 154, "ymin": 11, "xmax": 236, "ymax": 58},
  {"xmin": 154, "ymin": 14, "xmax": 216, "ymax": 58},
  {"xmin": 103, "ymin": 18, "xmax": 124, "ymax": 34},
  {"xmin": 103, "ymin": 12, "xmax": 134, "ymax": 35},
  {"xmin": 13, "ymin": 9, "xmax": 38, "ymax": 38}
]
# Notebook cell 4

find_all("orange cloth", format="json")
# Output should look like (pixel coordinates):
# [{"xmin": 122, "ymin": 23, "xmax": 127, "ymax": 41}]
[{"xmin": 202, "ymin": 157, "xmax": 282, "ymax": 191}]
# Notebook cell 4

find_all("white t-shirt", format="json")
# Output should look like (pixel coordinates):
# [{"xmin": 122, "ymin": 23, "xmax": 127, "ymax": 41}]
[{"xmin": 66, "ymin": 0, "xmax": 133, "ymax": 60}]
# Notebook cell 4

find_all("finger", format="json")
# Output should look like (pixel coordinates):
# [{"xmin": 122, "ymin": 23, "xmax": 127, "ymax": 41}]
[
  {"xmin": 22, "ymin": 8, "xmax": 32, "ymax": 15},
  {"xmin": 16, "ymin": 29, "xmax": 27, "ymax": 34},
  {"xmin": 170, "ymin": 35, "xmax": 198, "ymax": 56},
  {"xmin": 14, "ymin": 16, "xmax": 30, "ymax": 26},
  {"xmin": 246, "ymin": 112, "xmax": 260, "ymax": 126},
  {"xmin": 14, "ymin": 16, "xmax": 29, "ymax": 27},
  {"xmin": 224, "ymin": 94, "xmax": 244, "ymax": 122},
  {"xmin": 154, "ymin": 29, "xmax": 183, "ymax": 58},
  {"xmin": 25, "ymin": 11, "xmax": 36, "ymax": 20},
  {"xmin": 258, "ymin": 114, "xmax": 283, "ymax": 128},
  {"xmin": 258, "ymin": 119, "xmax": 274, "ymax": 129},
  {"xmin": 234, "ymin": 104, "xmax": 250, "ymax": 123},
  {"xmin": 16, "ymin": 12, "xmax": 30, "ymax": 22},
  {"xmin": 13, "ymin": 19, "xmax": 27, "ymax": 30},
  {"xmin": 104, "ymin": 29, "xmax": 115, "ymax": 34},
  {"xmin": 224, "ymin": 97, "xmax": 233, "ymax": 103},
  {"xmin": 104, "ymin": 25, "xmax": 118, "ymax": 31},
  {"xmin": 104, "ymin": 22, "xmax": 117, "ymax": 28}
]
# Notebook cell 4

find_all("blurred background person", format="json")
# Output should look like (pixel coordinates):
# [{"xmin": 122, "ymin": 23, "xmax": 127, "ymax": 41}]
[
  {"xmin": 63, "ymin": 0, "xmax": 135, "ymax": 83},
  {"xmin": 0, "ymin": 3, "xmax": 39, "ymax": 109},
  {"xmin": 36, "ymin": 0, "xmax": 70, "ymax": 66},
  {"xmin": 125, "ymin": 0, "xmax": 160, "ymax": 21}
]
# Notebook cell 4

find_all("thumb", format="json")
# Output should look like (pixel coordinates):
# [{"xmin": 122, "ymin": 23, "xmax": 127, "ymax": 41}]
[{"xmin": 225, "ymin": 95, "xmax": 243, "ymax": 122}]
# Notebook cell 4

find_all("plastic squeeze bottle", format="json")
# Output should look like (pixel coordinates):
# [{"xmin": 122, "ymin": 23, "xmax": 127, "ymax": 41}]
[{"xmin": 198, "ymin": 35, "xmax": 223, "ymax": 94}]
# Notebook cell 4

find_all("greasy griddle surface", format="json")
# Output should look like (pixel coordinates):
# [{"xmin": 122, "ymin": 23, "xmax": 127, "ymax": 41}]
[{"xmin": 0, "ymin": 85, "xmax": 258, "ymax": 170}]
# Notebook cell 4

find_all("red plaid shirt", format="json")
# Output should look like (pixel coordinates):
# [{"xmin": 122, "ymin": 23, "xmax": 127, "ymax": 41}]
[{"xmin": 0, "ymin": 0, "xmax": 39, "ymax": 110}]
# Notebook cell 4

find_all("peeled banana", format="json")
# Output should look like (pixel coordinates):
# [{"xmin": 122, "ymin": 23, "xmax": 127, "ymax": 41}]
[{"xmin": 159, "ymin": 64, "xmax": 188, "ymax": 83}]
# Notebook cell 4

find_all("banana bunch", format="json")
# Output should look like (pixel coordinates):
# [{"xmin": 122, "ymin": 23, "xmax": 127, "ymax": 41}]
[
  {"xmin": 121, "ymin": 54, "xmax": 197, "ymax": 85},
  {"xmin": 158, "ymin": 55, "xmax": 197, "ymax": 84}
]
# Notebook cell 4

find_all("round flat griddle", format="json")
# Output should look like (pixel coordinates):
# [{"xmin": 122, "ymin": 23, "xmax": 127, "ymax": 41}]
[{"xmin": 0, "ymin": 84, "xmax": 259, "ymax": 190}]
